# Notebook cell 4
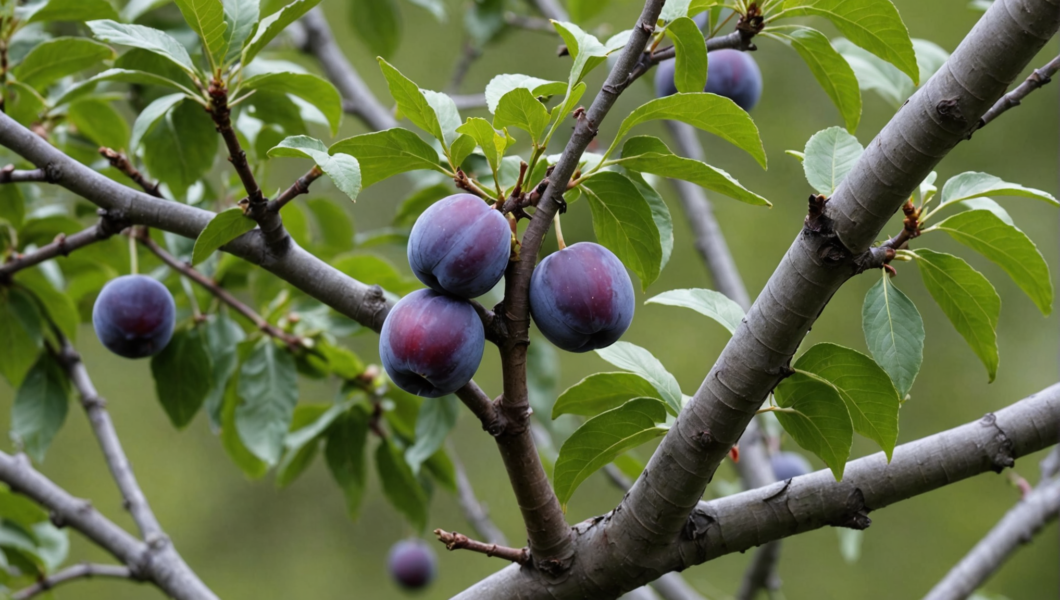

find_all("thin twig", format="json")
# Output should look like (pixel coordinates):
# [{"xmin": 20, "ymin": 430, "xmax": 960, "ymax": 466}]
[
  {"xmin": 504, "ymin": 12, "xmax": 557, "ymax": 33},
  {"xmin": 207, "ymin": 80, "xmax": 263, "ymax": 206},
  {"xmin": 974, "ymin": 54, "xmax": 1060, "ymax": 134},
  {"xmin": 524, "ymin": 0, "xmax": 568, "ymax": 21},
  {"xmin": 268, "ymin": 166, "xmax": 324, "ymax": 213},
  {"xmin": 13, "ymin": 563, "xmax": 139, "ymax": 600},
  {"xmin": 448, "ymin": 41, "xmax": 482, "ymax": 94},
  {"xmin": 435, "ymin": 529, "xmax": 530, "ymax": 564},
  {"xmin": 0, "ymin": 211, "xmax": 127, "ymax": 279},
  {"xmin": 100, "ymin": 148, "xmax": 161, "ymax": 196},
  {"xmin": 0, "ymin": 164, "xmax": 48, "ymax": 183},
  {"xmin": 452, "ymin": 450, "xmax": 508, "ymax": 546}
]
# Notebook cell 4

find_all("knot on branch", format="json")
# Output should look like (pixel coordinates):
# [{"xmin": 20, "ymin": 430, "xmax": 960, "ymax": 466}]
[
  {"xmin": 804, "ymin": 194, "xmax": 831, "ymax": 233},
  {"xmin": 692, "ymin": 429, "xmax": 714, "ymax": 449},
  {"xmin": 980, "ymin": 412, "xmax": 1016, "ymax": 472},
  {"xmin": 830, "ymin": 487, "xmax": 872, "ymax": 530},
  {"xmin": 95, "ymin": 209, "xmax": 130, "ymax": 239},
  {"xmin": 43, "ymin": 162, "xmax": 61, "ymax": 184},
  {"xmin": 736, "ymin": 4, "xmax": 764, "ymax": 50},
  {"xmin": 936, "ymin": 97, "xmax": 968, "ymax": 126},
  {"xmin": 852, "ymin": 246, "xmax": 894, "ymax": 275},
  {"xmin": 364, "ymin": 284, "xmax": 389, "ymax": 333},
  {"xmin": 681, "ymin": 506, "xmax": 716, "ymax": 542}
]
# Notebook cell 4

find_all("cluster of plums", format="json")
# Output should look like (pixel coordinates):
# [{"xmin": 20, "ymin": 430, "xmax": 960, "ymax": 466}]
[
  {"xmin": 380, "ymin": 194, "xmax": 636, "ymax": 398},
  {"xmin": 655, "ymin": 48, "xmax": 763, "ymax": 111},
  {"xmin": 388, "ymin": 539, "xmax": 437, "ymax": 590},
  {"xmin": 93, "ymin": 274, "xmax": 176, "ymax": 359}
]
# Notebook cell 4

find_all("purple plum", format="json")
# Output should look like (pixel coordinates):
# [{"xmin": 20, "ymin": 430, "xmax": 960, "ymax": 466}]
[{"xmin": 92, "ymin": 275, "xmax": 176, "ymax": 359}]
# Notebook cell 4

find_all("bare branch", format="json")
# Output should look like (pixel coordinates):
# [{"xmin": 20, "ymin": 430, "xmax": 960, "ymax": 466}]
[
  {"xmin": 13, "ymin": 563, "xmax": 139, "ymax": 600},
  {"xmin": 504, "ymin": 12, "xmax": 556, "ymax": 33},
  {"xmin": 0, "ymin": 212, "xmax": 126, "ymax": 279},
  {"xmin": 975, "ymin": 54, "xmax": 1060, "ymax": 133},
  {"xmin": 453, "ymin": 452, "xmax": 508, "ymax": 546},
  {"xmin": 99, "ymin": 148, "xmax": 160, "ymax": 196},
  {"xmin": 267, "ymin": 166, "xmax": 323, "ymax": 213},
  {"xmin": 451, "ymin": 93, "xmax": 489, "ymax": 111},
  {"xmin": 435, "ymin": 529, "xmax": 529, "ymax": 564},
  {"xmin": 524, "ymin": 0, "xmax": 567, "ymax": 21},
  {"xmin": 0, "ymin": 165, "xmax": 48, "ymax": 183}
]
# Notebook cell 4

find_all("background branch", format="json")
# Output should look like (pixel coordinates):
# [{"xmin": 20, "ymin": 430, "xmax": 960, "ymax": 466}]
[
  {"xmin": 452, "ymin": 451, "xmax": 508, "ymax": 546},
  {"xmin": 0, "ymin": 212, "xmax": 125, "ymax": 279},
  {"xmin": 13, "ymin": 563, "xmax": 138, "ymax": 600},
  {"xmin": 975, "ymin": 54, "xmax": 1059, "ymax": 132}
]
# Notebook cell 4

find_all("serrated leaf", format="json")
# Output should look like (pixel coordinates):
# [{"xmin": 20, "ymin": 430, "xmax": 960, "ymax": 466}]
[
  {"xmin": 493, "ymin": 88, "xmax": 551, "ymax": 144},
  {"xmin": 268, "ymin": 136, "xmax": 361, "ymax": 201},
  {"xmin": 794, "ymin": 343, "xmax": 901, "ymax": 459},
  {"xmin": 554, "ymin": 398, "xmax": 668, "ymax": 508},
  {"xmin": 552, "ymin": 21, "xmax": 611, "ymax": 88},
  {"xmin": 222, "ymin": 0, "xmax": 260, "ymax": 64},
  {"xmin": 666, "ymin": 16, "xmax": 707, "ymax": 94},
  {"xmin": 87, "ymin": 20, "xmax": 196, "ymax": 75},
  {"xmin": 236, "ymin": 339, "xmax": 299, "ymax": 465},
  {"xmin": 803, "ymin": 126, "xmax": 863, "ymax": 195},
  {"xmin": 767, "ymin": 26, "xmax": 861, "ymax": 133},
  {"xmin": 330, "ymin": 129, "xmax": 447, "ymax": 189},
  {"xmin": 405, "ymin": 395, "xmax": 458, "ymax": 475},
  {"xmin": 173, "ymin": 0, "xmax": 228, "ymax": 68},
  {"xmin": 220, "ymin": 368, "xmax": 268, "ymax": 479},
  {"xmin": 581, "ymin": 171, "xmax": 663, "ymax": 290},
  {"xmin": 240, "ymin": 72, "xmax": 342, "ymax": 135},
  {"xmin": 833, "ymin": 37, "xmax": 948, "ymax": 108},
  {"xmin": 12, "ymin": 37, "xmax": 114, "ymax": 91},
  {"xmin": 933, "ymin": 210, "xmax": 1052, "ymax": 315},
  {"xmin": 911, "ymin": 249, "xmax": 1000, "ymax": 381},
  {"xmin": 325, "ymin": 409, "xmax": 370, "ymax": 519},
  {"xmin": 203, "ymin": 313, "xmax": 245, "ymax": 430},
  {"xmin": 376, "ymin": 437, "xmax": 429, "ymax": 531},
  {"xmin": 862, "ymin": 272, "xmax": 924, "ymax": 398},
  {"xmin": 151, "ymin": 326, "xmax": 213, "ymax": 429},
  {"xmin": 937, "ymin": 172, "xmax": 1058, "ymax": 211},
  {"xmin": 595, "ymin": 341, "xmax": 682, "ymax": 415},
  {"xmin": 0, "ymin": 288, "xmax": 43, "ymax": 388},
  {"xmin": 192, "ymin": 208, "xmax": 256, "ymax": 265},
  {"xmin": 456, "ymin": 117, "xmax": 513, "ymax": 178},
  {"xmin": 351, "ymin": 0, "xmax": 401, "ymax": 59},
  {"xmin": 12, "ymin": 355, "xmax": 69, "ymax": 463},
  {"xmin": 781, "ymin": 0, "xmax": 918, "ymax": 84},
  {"xmin": 19, "ymin": 0, "xmax": 119, "ymax": 23},
  {"xmin": 483, "ymin": 74, "xmax": 567, "ymax": 113},
  {"xmin": 241, "ymin": 0, "xmax": 322, "ymax": 66},
  {"xmin": 423, "ymin": 90, "xmax": 462, "ymax": 150},
  {"xmin": 552, "ymin": 372, "xmax": 663, "ymax": 419},
  {"xmin": 615, "ymin": 136, "xmax": 770, "ymax": 206},
  {"xmin": 378, "ymin": 58, "xmax": 444, "ymax": 143},
  {"xmin": 607, "ymin": 93, "xmax": 767, "ymax": 167},
  {"xmin": 54, "ymin": 68, "xmax": 196, "ymax": 110},
  {"xmin": 141, "ymin": 98, "xmax": 218, "ymax": 197},
  {"xmin": 773, "ymin": 372, "xmax": 853, "ymax": 480},
  {"xmin": 645, "ymin": 288, "xmax": 745, "ymax": 334}
]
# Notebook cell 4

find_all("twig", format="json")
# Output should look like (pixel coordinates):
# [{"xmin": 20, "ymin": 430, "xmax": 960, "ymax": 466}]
[
  {"xmin": 449, "ymin": 41, "xmax": 482, "ymax": 94},
  {"xmin": 524, "ymin": 0, "xmax": 567, "ymax": 21},
  {"xmin": 0, "ymin": 164, "xmax": 48, "ymax": 183},
  {"xmin": 267, "ymin": 166, "xmax": 323, "ymax": 213},
  {"xmin": 135, "ymin": 233, "xmax": 302, "ymax": 348},
  {"xmin": 434, "ymin": 529, "xmax": 530, "ymax": 564},
  {"xmin": 13, "ymin": 563, "xmax": 139, "ymax": 600},
  {"xmin": 452, "ymin": 451, "xmax": 508, "ymax": 546},
  {"xmin": 100, "ymin": 148, "xmax": 160, "ymax": 196},
  {"xmin": 504, "ymin": 12, "xmax": 556, "ymax": 33},
  {"xmin": 974, "ymin": 54, "xmax": 1060, "ymax": 134},
  {"xmin": 208, "ymin": 80, "xmax": 263, "ymax": 206},
  {"xmin": 0, "ymin": 211, "xmax": 127, "ymax": 279}
]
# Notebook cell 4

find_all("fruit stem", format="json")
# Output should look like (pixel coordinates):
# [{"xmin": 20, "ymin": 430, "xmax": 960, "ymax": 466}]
[
  {"xmin": 553, "ymin": 213, "xmax": 567, "ymax": 250},
  {"xmin": 128, "ymin": 231, "xmax": 138, "ymax": 275}
]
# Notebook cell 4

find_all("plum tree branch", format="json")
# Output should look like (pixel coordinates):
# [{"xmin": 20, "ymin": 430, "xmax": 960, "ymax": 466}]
[
  {"xmin": 434, "ymin": 529, "xmax": 529, "ymax": 564},
  {"xmin": 923, "ymin": 447, "xmax": 1060, "ymax": 600},
  {"xmin": 12, "ymin": 563, "xmax": 140, "ymax": 600},
  {"xmin": 0, "ymin": 211, "xmax": 126, "ymax": 279},
  {"xmin": 0, "ymin": 164, "xmax": 48, "ymax": 183},
  {"xmin": 974, "ymin": 54, "xmax": 1060, "ymax": 133}
]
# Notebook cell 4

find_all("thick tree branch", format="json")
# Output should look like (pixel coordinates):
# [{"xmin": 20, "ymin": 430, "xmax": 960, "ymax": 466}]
[
  {"xmin": 13, "ymin": 563, "xmax": 139, "ymax": 600},
  {"xmin": 974, "ymin": 54, "xmax": 1060, "ymax": 133},
  {"xmin": 0, "ymin": 211, "xmax": 126, "ymax": 279},
  {"xmin": 458, "ymin": 383, "xmax": 1060, "ymax": 598},
  {"xmin": 923, "ymin": 448, "xmax": 1060, "ymax": 600}
]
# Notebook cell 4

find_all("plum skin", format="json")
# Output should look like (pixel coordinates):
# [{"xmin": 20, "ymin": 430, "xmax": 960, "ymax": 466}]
[
  {"xmin": 771, "ymin": 451, "xmax": 813, "ymax": 480},
  {"xmin": 92, "ymin": 275, "xmax": 176, "ymax": 359},
  {"xmin": 388, "ymin": 539, "xmax": 437, "ymax": 589},
  {"xmin": 408, "ymin": 193, "xmax": 511, "ymax": 299},
  {"xmin": 529, "ymin": 242, "xmax": 635, "ymax": 353},
  {"xmin": 654, "ymin": 49, "xmax": 763, "ymax": 111},
  {"xmin": 379, "ymin": 289, "xmax": 485, "ymax": 398}
]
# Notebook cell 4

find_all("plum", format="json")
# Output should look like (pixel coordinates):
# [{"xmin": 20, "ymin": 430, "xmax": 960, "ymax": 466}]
[
  {"xmin": 408, "ymin": 193, "xmax": 511, "ymax": 299},
  {"xmin": 379, "ymin": 289, "xmax": 485, "ymax": 397},
  {"xmin": 92, "ymin": 275, "xmax": 176, "ymax": 359},
  {"xmin": 388, "ymin": 539, "xmax": 436, "ymax": 589},
  {"xmin": 771, "ymin": 451, "xmax": 813, "ymax": 481},
  {"xmin": 654, "ymin": 49, "xmax": 763, "ymax": 111},
  {"xmin": 529, "ymin": 242, "xmax": 634, "ymax": 353}
]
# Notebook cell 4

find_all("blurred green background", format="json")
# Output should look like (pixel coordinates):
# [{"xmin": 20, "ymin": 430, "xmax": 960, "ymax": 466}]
[{"xmin": 0, "ymin": 0, "xmax": 1057, "ymax": 598}]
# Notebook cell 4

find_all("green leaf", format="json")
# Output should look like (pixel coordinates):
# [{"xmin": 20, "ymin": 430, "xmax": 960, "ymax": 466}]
[
  {"xmin": 569, "ymin": 0, "xmax": 610, "ymax": 22},
  {"xmin": 377, "ymin": 58, "xmax": 443, "ymax": 143},
  {"xmin": 802, "ymin": 126, "xmax": 863, "ymax": 195},
  {"xmin": 595, "ymin": 341, "xmax": 682, "ymax": 415},
  {"xmin": 142, "ymin": 98, "xmax": 218, "ymax": 197},
  {"xmin": 55, "ymin": 68, "xmax": 196, "ymax": 110},
  {"xmin": 766, "ymin": 26, "xmax": 861, "ymax": 133},
  {"xmin": 553, "ymin": 372, "xmax": 664, "ymax": 419},
  {"xmin": 407, "ymin": 0, "xmax": 445, "ymax": 21},
  {"xmin": 911, "ymin": 249, "xmax": 1000, "ymax": 381},
  {"xmin": 932, "ymin": 210, "xmax": 1052, "ymax": 315},
  {"xmin": 666, "ymin": 17, "xmax": 707, "ymax": 94},
  {"xmin": 0, "ymin": 184, "xmax": 25, "ymax": 228},
  {"xmin": 552, "ymin": 21, "xmax": 612, "ymax": 87},
  {"xmin": 493, "ymin": 88, "xmax": 551, "ymax": 144},
  {"xmin": 615, "ymin": 136, "xmax": 770, "ymax": 206},
  {"xmin": 87, "ymin": 20, "xmax": 196, "ymax": 76},
  {"xmin": 624, "ymin": 169, "xmax": 674, "ymax": 270},
  {"xmin": 221, "ymin": 370, "xmax": 268, "ymax": 479},
  {"xmin": 962, "ymin": 198, "xmax": 1013, "ymax": 226},
  {"xmin": 553, "ymin": 398, "xmax": 668, "ymax": 508},
  {"xmin": 268, "ymin": 136, "xmax": 361, "ymax": 201},
  {"xmin": 0, "ymin": 288, "xmax": 43, "ymax": 388},
  {"xmin": 456, "ymin": 117, "xmax": 513, "ymax": 178},
  {"xmin": 235, "ymin": 339, "xmax": 298, "ymax": 465},
  {"xmin": 241, "ymin": 0, "xmax": 322, "ymax": 66},
  {"xmin": 405, "ymin": 395, "xmax": 458, "ymax": 475},
  {"xmin": 173, "ymin": 0, "xmax": 228, "ymax": 68},
  {"xmin": 645, "ymin": 288, "xmax": 745, "ymax": 334},
  {"xmin": 580, "ymin": 171, "xmax": 663, "ymax": 290},
  {"xmin": 0, "ymin": 488, "xmax": 49, "ymax": 528},
  {"xmin": 781, "ymin": 0, "xmax": 918, "ymax": 84},
  {"xmin": 222, "ymin": 0, "xmax": 260, "ymax": 63},
  {"xmin": 15, "ymin": 269, "xmax": 78, "ymax": 342},
  {"xmin": 12, "ymin": 355, "xmax": 69, "ymax": 463},
  {"xmin": 19, "ymin": 0, "xmax": 119, "ymax": 23},
  {"xmin": 483, "ymin": 74, "xmax": 567, "ymax": 113},
  {"xmin": 607, "ymin": 93, "xmax": 767, "ymax": 168},
  {"xmin": 122, "ymin": 0, "xmax": 172, "ymax": 22},
  {"xmin": 131, "ymin": 93, "xmax": 185, "ymax": 153},
  {"xmin": 325, "ymin": 409, "xmax": 370, "ymax": 519},
  {"xmin": 240, "ymin": 72, "xmax": 342, "ymax": 135},
  {"xmin": 330, "ymin": 129, "xmax": 447, "ymax": 189},
  {"xmin": 794, "ymin": 343, "xmax": 901, "ymax": 459},
  {"xmin": 151, "ymin": 326, "xmax": 214, "ymax": 429},
  {"xmin": 67, "ymin": 99, "xmax": 129, "ymax": 151},
  {"xmin": 936, "ymin": 172, "xmax": 1058, "ymax": 211},
  {"xmin": 307, "ymin": 198, "xmax": 354, "ymax": 254},
  {"xmin": 351, "ymin": 0, "xmax": 401, "ymax": 59},
  {"xmin": 464, "ymin": 0, "xmax": 504, "ymax": 46},
  {"xmin": 332, "ymin": 253, "xmax": 419, "ymax": 295},
  {"xmin": 833, "ymin": 37, "xmax": 948, "ymax": 109},
  {"xmin": 276, "ymin": 403, "xmax": 333, "ymax": 487},
  {"xmin": 12, "ymin": 37, "xmax": 114, "ymax": 91},
  {"xmin": 393, "ymin": 182, "xmax": 450, "ymax": 227},
  {"xmin": 203, "ymin": 312, "xmax": 245, "ymax": 430},
  {"xmin": 423, "ymin": 90, "xmax": 462, "ymax": 149},
  {"xmin": 192, "ymin": 208, "xmax": 256, "ymax": 265},
  {"xmin": 6, "ymin": 81, "xmax": 46, "ymax": 128},
  {"xmin": 862, "ymin": 272, "xmax": 924, "ymax": 398},
  {"xmin": 773, "ymin": 372, "xmax": 853, "ymax": 480},
  {"xmin": 376, "ymin": 437, "xmax": 429, "ymax": 531}
]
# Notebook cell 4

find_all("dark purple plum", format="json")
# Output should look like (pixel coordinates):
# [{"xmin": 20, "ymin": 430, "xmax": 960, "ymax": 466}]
[
  {"xmin": 408, "ymin": 193, "xmax": 511, "ymax": 299},
  {"xmin": 771, "ymin": 451, "xmax": 813, "ymax": 481},
  {"xmin": 529, "ymin": 243, "xmax": 635, "ymax": 353},
  {"xmin": 388, "ymin": 539, "xmax": 436, "ymax": 590},
  {"xmin": 654, "ymin": 49, "xmax": 763, "ymax": 111},
  {"xmin": 379, "ymin": 289, "xmax": 485, "ymax": 398},
  {"xmin": 92, "ymin": 275, "xmax": 176, "ymax": 359}
]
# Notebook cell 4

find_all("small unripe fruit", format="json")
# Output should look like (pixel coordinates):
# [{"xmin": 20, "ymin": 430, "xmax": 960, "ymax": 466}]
[
  {"xmin": 92, "ymin": 275, "xmax": 176, "ymax": 359},
  {"xmin": 529, "ymin": 242, "xmax": 635, "ymax": 353},
  {"xmin": 771, "ymin": 451, "xmax": 813, "ymax": 481},
  {"xmin": 379, "ymin": 289, "xmax": 485, "ymax": 398},
  {"xmin": 388, "ymin": 539, "xmax": 436, "ymax": 589},
  {"xmin": 408, "ymin": 193, "xmax": 511, "ymax": 299}
]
